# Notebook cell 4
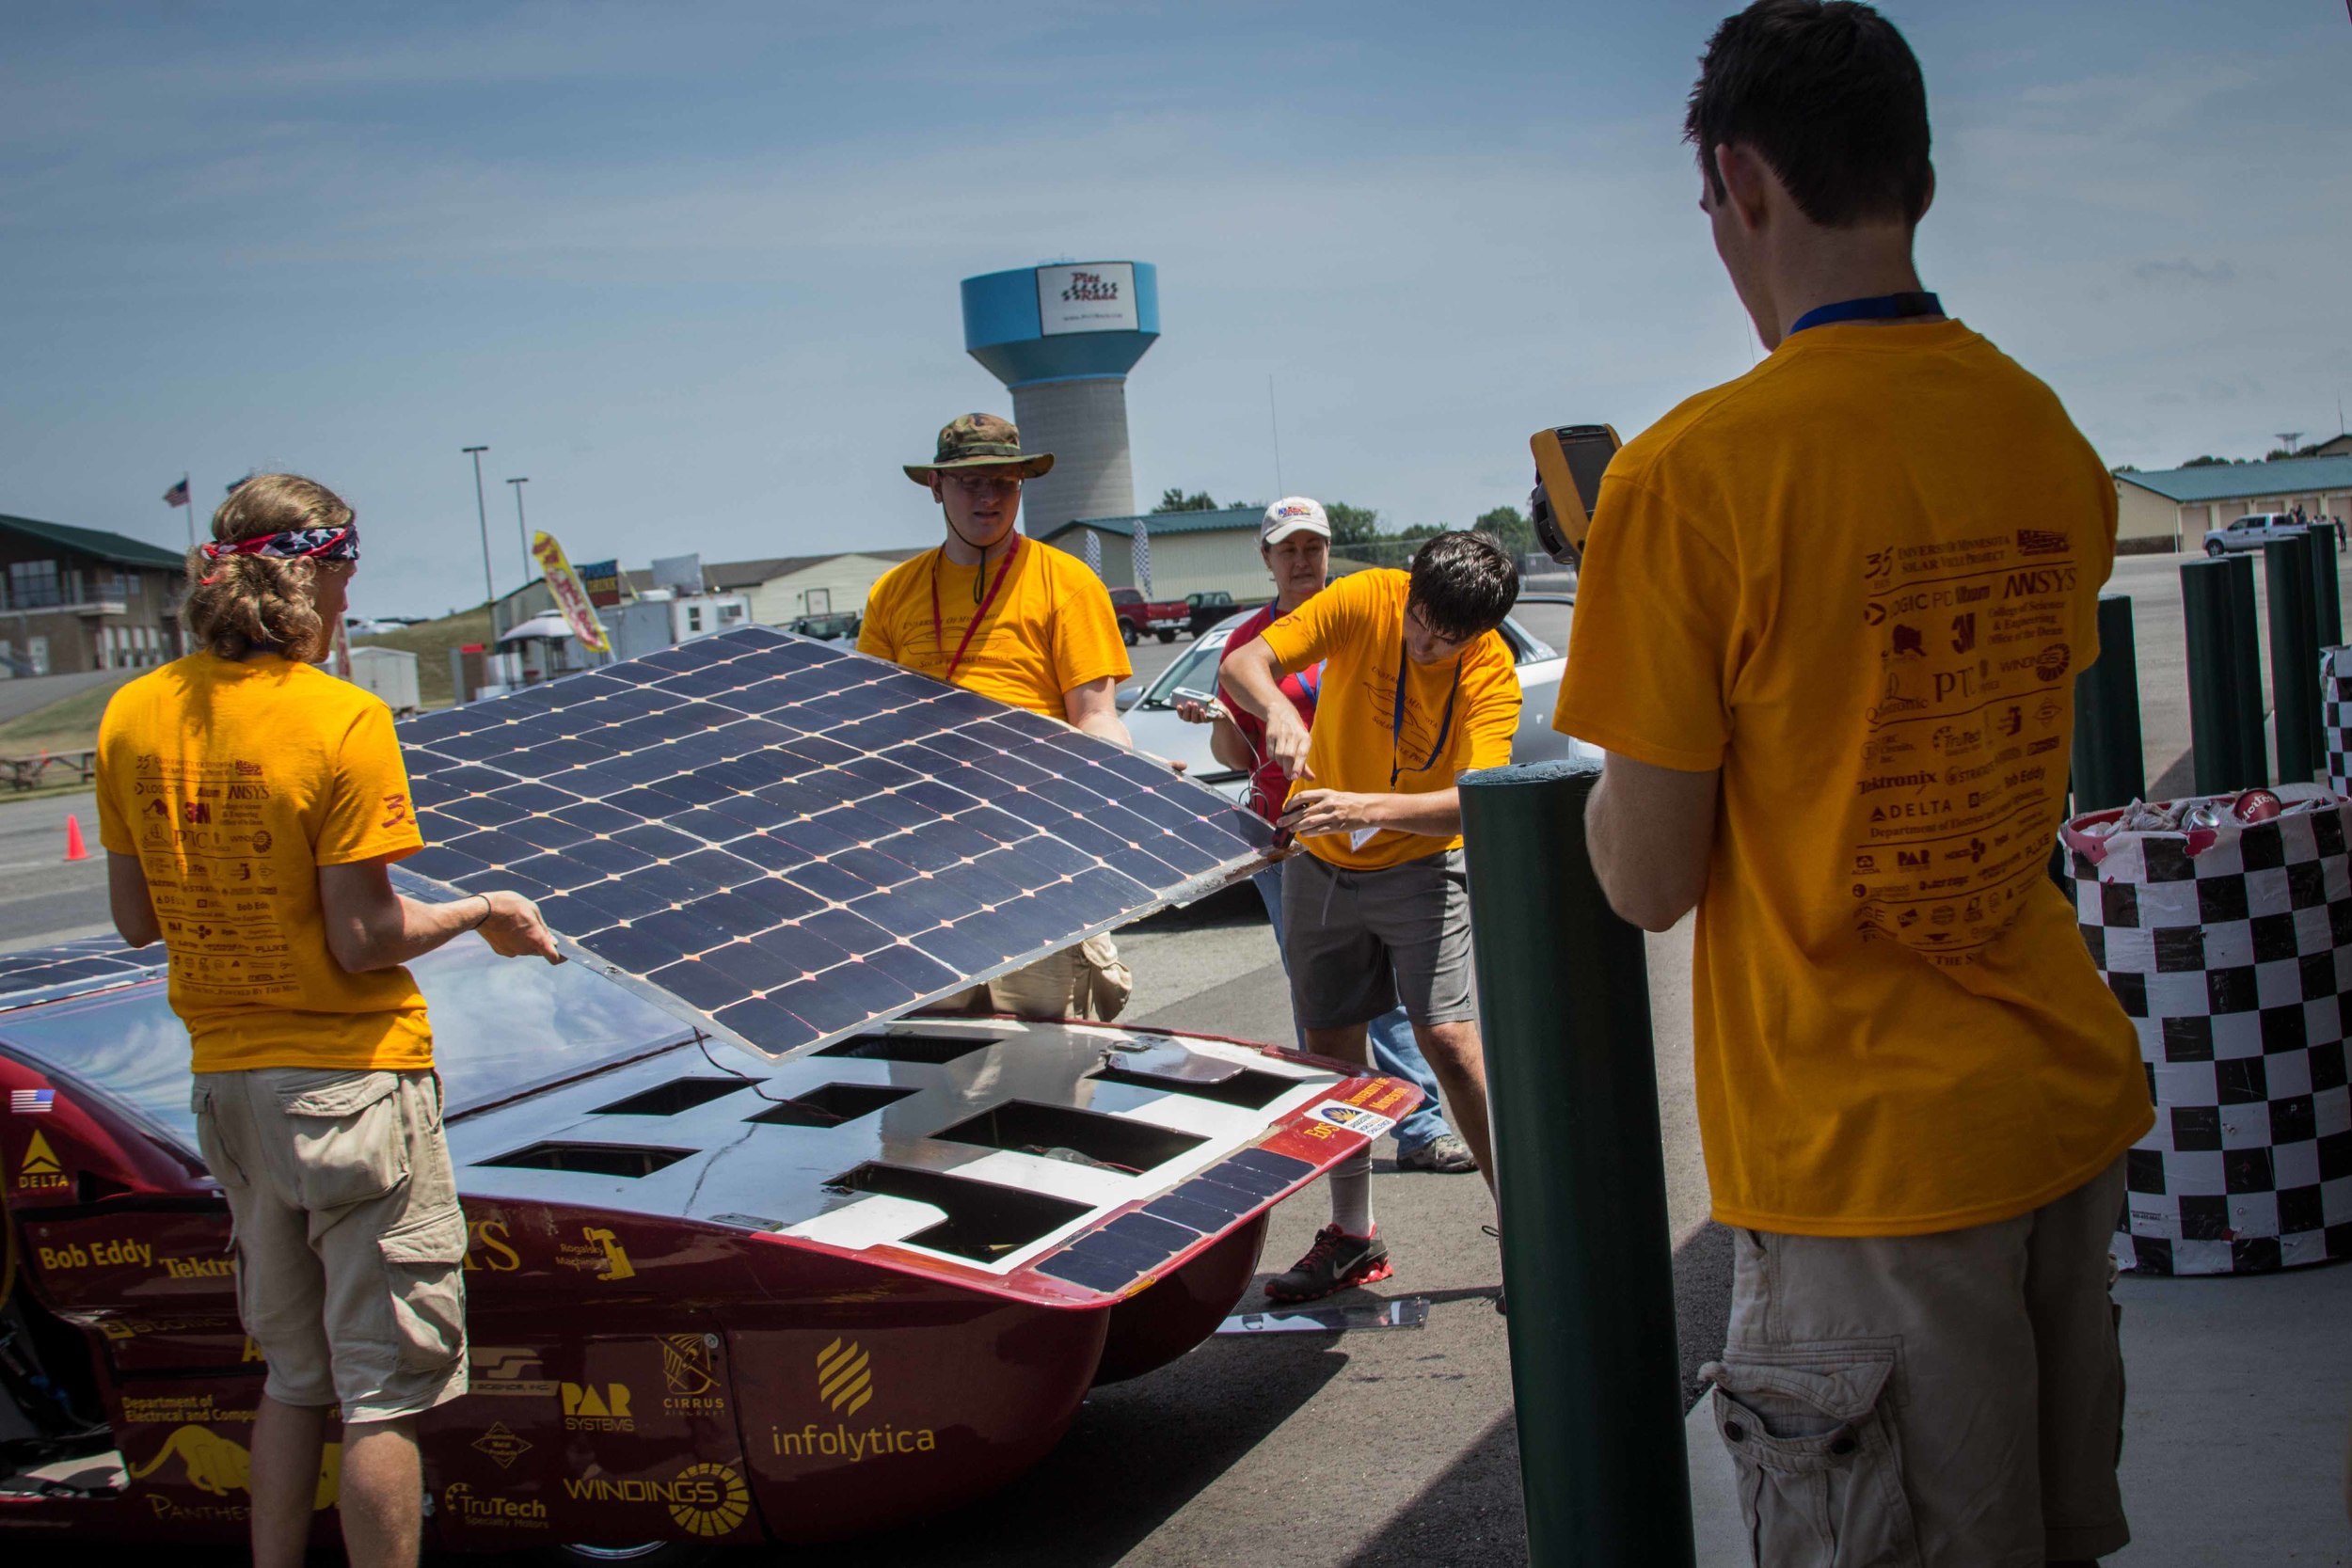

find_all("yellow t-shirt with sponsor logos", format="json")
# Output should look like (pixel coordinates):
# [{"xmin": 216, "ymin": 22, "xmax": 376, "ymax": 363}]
[
  {"xmin": 1254, "ymin": 568, "xmax": 1519, "ymax": 871},
  {"xmin": 857, "ymin": 536, "xmax": 1130, "ymax": 719},
  {"xmin": 96, "ymin": 654, "xmax": 432, "ymax": 1073},
  {"xmin": 1552, "ymin": 318, "xmax": 2150, "ymax": 1237}
]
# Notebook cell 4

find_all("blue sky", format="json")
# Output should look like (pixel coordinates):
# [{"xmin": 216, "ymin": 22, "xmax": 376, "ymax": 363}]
[{"xmin": 3, "ymin": 2, "xmax": 2344, "ymax": 619}]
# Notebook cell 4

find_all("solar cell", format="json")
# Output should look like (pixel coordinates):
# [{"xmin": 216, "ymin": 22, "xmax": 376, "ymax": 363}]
[
  {"xmin": 0, "ymin": 937, "xmax": 168, "ymax": 1011},
  {"xmin": 398, "ymin": 626, "xmax": 1273, "ymax": 1057}
]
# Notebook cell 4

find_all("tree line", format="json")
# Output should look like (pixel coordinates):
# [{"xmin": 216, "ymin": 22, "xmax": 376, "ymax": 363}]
[{"xmin": 1151, "ymin": 488, "xmax": 1541, "ymax": 562}]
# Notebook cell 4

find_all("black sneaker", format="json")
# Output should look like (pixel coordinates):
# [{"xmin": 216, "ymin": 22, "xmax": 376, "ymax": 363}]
[{"xmin": 1265, "ymin": 1225, "xmax": 1392, "ymax": 1303}]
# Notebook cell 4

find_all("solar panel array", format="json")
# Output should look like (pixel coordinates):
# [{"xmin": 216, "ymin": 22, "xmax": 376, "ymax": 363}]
[
  {"xmin": 0, "ymin": 936, "xmax": 167, "ymax": 1011},
  {"xmin": 397, "ymin": 627, "xmax": 1274, "ymax": 1057}
]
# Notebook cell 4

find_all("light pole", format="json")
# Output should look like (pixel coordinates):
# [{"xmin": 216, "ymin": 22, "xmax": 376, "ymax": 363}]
[
  {"xmin": 506, "ymin": 477, "xmax": 531, "ymax": 583},
  {"xmin": 462, "ymin": 445, "xmax": 493, "ymax": 610}
]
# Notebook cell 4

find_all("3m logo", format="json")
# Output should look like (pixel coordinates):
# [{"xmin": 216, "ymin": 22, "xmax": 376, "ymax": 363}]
[
  {"xmin": 561, "ymin": 1383, "xmax": 634, "ymax": 1431},
  {"xmin": 818, "ymin": 1338, "xmax": 873, "ymax": 1417},
  {"xmin": 182, "ymin": 801, "xmax": 212, "ymax": 825},
  {"xmin": 2016, "ymin": 528, "xmax": 2070, "ymax": 557}
]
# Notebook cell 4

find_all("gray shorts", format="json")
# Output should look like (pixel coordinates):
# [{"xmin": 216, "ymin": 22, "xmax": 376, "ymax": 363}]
[
  {"xmin": 191, "ymin": 1067, "xmax": 469, "ymax": 1424},
  {"xmin": 1280, "ymin": 847, "xmax": 1475, "ymax": 1031},
  {"xmin": 1705, "ymin": 1156, "xmax": 2130, "ymax": 1566}
]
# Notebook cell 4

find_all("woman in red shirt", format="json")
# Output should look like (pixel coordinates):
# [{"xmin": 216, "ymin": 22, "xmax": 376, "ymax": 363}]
[{"xmin": 1175, "ymin": 499, "xmax": 1476, "ymax": 1190}]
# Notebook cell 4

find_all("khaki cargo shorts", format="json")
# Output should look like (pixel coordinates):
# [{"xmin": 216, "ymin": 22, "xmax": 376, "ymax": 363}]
[
  {"xmin": 1703, "ymin": 1157, "xmax": 2130, "ymax": 1567},
  {"xmin": 190, "ymin": 1068, "xmax": 469, "ymax": 1424}
]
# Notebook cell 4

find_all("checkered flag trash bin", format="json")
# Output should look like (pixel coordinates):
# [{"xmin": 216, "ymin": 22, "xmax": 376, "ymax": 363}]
[
  {"xmin": 2323, "ymin": 645, "xmax": 2352, "ymax": 798},
  {"xmin": 2064, "ymin": 785, "xmax": 2352, "ymax": 1276},
  {"xmin": 1131, "ymin": 516, "xmax": 1152, "ymax": 597}
]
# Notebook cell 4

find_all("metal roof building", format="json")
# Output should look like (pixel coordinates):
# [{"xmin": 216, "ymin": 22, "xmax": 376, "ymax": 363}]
[{"xmin": 2115, "ymin": 456, "xmax": 2352, "ymax": 549}]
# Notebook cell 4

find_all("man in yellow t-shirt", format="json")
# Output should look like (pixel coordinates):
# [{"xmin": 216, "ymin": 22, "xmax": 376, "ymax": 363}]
[
  {"xmin": 860, "ymin": 412, "xmax": 1136, "ymax": 1018},
  {"xmin": 1554, "ymin": 7, "xmax": 2150, "ymax": 1562},
  {"xmin": 1224, "ymin": 532, "xmax": 1521, "ymax": 1299},
  {"xmin": 97, "ymin": 473, "xmax": 561, "ymax": 1568}
]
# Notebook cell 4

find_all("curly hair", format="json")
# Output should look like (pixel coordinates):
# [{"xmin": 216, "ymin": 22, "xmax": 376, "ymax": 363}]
[{"xmin": 181, "ymin": 474, "xmax": 348, "ymax": 664}]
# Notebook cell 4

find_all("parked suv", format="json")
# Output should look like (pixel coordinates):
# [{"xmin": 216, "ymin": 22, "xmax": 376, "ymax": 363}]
[{"xmin": 2203, "ymin": 513, "xmax": 2307, "ymax": 556}]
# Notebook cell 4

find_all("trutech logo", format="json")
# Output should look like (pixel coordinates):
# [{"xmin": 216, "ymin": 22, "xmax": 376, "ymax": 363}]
[{"xmin": 817, "ymin": 1338, "xmax": 873, "ymax": 1417}]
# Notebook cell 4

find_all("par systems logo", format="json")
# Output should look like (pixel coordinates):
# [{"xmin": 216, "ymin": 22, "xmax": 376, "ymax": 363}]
[{"xmin": 561, "ymin": 1383, "xmax": 634, "ymax": 1432}]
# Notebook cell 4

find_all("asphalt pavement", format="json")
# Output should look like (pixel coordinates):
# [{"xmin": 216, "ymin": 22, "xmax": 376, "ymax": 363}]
[{"xmin": 0, "ymin": 788, "xmax": 111, "ymax": 950}]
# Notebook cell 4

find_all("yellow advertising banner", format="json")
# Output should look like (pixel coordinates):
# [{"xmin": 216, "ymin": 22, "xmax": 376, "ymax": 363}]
[{"xmin": 531, "ymin": 531, "xmax": 611, "ymax": 654}]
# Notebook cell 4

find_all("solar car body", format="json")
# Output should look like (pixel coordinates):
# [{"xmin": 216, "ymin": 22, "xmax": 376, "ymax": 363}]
[
  {"xmin": 0, "ymin": 942, "xmax": 1408, "ymax": 1554},
  {"xmin": 0, "ymin": 628, "xmax": 1415, "ymax": 1557}
]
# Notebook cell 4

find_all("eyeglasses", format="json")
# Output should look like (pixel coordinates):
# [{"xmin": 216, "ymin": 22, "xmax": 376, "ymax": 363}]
[{"xmin": 942, "ymin": 471, "xmax": 1024, "ymax": 495}]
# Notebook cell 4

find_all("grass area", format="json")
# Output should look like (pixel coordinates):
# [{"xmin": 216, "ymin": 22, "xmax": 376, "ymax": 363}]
[
  {"xmin": 354, "ymin": 605, "xmax": 493, "ymax": 710},
  {"xmin": 0, "ymin": 672, "xmax": 138, "ymax": 758}
]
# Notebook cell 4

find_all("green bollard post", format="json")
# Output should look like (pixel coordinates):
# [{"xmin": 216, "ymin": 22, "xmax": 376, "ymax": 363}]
[
  {"xmin": 2304, "ymin": 522, "xmax": 2343, "ymax": 649},
  {"xmin": 2181, "ymin": 557, "xmax": 2265, "ymax": 793},
  {"xmin": 2072, "ymin": 593, "xmax": 2146, "ymax": 811},
  {"xmin": 2266, "ymin": 535, "xmax": 2320, "ymax": 783},
  {"xmin": 1459, "ymin": 758, "xmax": 1694, "ymax": 1568}
]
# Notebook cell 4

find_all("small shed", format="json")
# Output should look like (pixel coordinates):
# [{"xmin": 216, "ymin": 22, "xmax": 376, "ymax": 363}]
[{"xmin": 346, "ymin": 646, "xmax": 421, "ymax": 715}]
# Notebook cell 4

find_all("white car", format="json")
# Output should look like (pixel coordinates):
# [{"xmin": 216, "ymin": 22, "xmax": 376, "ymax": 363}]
[
  {"xmin": 2202, "ymin": 513, "xmax": 2310, "ymax": 556},
  {"xmin": 1118, "ymin": 596, "xmax": 1576, "ymax": 801}
]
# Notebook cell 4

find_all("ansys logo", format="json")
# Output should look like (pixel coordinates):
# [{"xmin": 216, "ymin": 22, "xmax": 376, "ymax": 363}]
[{"xmin": 817, "ymin": 1338, "xmax": 873, "ymax": 1417}]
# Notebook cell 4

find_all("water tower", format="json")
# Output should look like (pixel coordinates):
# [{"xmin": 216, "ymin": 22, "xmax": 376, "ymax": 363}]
[{"xmin": 961, "ymin": 261, "xmax": 1160, "ymax": 535}]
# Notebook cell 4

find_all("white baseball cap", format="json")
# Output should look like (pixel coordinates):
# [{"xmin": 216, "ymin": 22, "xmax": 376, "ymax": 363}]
[{"xmin": 1261, "ymin": 497, "xmax": 1330, "ymax": 545}]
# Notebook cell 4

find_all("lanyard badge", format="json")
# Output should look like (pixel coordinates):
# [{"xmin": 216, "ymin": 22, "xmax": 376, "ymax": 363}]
[
  {"xmin": 930, "ymin": 536, "xmax": 1022, "ymax": 681},
  {"xmin": 1388, "ymin": 636, "xmax": 1461, "ymax": 789}
]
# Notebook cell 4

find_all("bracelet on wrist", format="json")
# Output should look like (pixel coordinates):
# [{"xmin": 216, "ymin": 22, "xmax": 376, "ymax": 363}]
[{"xmin": 468, "ymin": 894, "xmax": 493, "ymax": 930}]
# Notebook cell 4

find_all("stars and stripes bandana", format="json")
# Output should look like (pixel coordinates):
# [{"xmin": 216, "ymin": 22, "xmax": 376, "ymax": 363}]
[{"xmin": 199, "ymin": 521, "xmax": 359, "ymax": 563}]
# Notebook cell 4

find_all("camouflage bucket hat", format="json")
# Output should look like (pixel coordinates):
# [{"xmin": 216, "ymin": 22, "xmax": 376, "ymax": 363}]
[{"xmin": 903, "ymin": 413, "xmax": 1056, "ymax": 485}]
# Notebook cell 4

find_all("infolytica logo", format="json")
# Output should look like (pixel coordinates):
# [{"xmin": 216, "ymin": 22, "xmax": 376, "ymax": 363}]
[{"xmin": 817, "ymin": 1338, "xmax": 872, "ymax": 1417}]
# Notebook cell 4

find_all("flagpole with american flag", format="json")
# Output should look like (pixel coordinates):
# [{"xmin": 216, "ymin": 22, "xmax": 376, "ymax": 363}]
[{"xmin": 163, "ymin": 473, "xmax": 193, "ymax": 546}]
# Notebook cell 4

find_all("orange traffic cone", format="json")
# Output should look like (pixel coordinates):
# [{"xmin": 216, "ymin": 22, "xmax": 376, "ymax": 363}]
[{"xmin": 63, "ymin": 814, "xmax": 88, "ymax": 863}]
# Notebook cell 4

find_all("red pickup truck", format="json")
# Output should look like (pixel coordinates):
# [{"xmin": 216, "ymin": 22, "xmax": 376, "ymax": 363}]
[{"xmin": 1108, "ymin": 586, "xmax": 1191, "ymax": 645}]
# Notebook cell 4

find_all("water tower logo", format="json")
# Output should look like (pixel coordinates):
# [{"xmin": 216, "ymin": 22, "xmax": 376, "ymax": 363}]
[{"xmin": 1060, "ymin": 270, "xmax": 1120, "ymax": 303}]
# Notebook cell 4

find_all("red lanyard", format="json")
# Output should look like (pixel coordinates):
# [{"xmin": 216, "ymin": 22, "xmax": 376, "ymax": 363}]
[{"xmin": 930, "ymin": 535, "xmax": 1021, "ymax": 680}]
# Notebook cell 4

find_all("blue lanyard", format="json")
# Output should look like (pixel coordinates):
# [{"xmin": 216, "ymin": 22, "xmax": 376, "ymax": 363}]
[
  {"xmin": 1390, "ymin": 637, "xmax": 1461, "ymax": 788},
  {"xmin": 1786, "ymin": 291, "xmax": 1943, "ymax": 337}
]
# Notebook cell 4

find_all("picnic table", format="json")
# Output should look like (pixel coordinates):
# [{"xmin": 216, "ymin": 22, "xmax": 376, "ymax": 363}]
[{"xmin": 3, "ymin": 750, "xmax": 97, "ymax": 791}]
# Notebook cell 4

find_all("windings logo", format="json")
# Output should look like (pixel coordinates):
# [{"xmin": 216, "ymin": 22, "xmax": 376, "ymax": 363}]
[{"xmin": 818, "ymin": 1338, "xmax": 873, "ymax": 1417}]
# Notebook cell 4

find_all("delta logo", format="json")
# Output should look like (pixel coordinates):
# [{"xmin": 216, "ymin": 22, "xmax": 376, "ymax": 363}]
[
  {"xmin": 561, "ymin": 1383, "xmax": 634, "ymax": 1433},
  {"xmin": 16, "ymin": 1130, "xmax": 69, "ymax": 1194}
]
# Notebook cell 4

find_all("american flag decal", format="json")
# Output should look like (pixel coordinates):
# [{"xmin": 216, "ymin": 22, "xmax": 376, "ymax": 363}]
[{"xmin": 10, "ymin": 1088, "xmax": 56, "ymax": 1114}]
